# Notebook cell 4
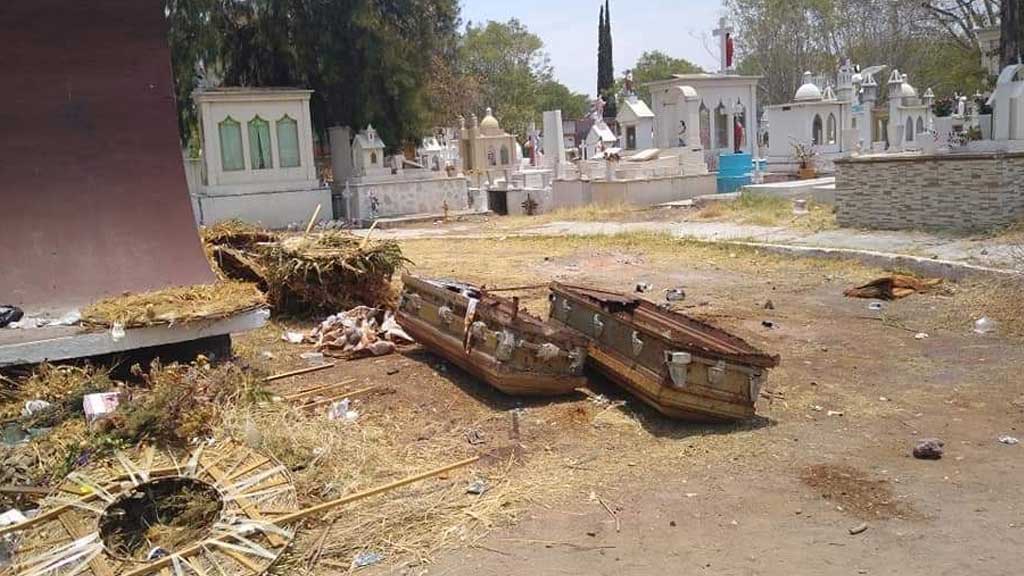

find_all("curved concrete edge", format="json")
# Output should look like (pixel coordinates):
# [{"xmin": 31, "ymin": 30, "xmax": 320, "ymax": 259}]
[{"xmin": 685, "ymin": 238, "xmax": 1022, "ymax": 281}]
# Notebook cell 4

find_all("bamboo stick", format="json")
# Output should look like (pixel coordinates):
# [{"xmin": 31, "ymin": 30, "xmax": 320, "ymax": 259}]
[
  {"xmin": 118, "ymin": 457, "xmax": 481, "ymax": 576},
  {"xmin": 304, "ymin": 203, "xmax": 323, "ymax": 235},
  {"xmin": 300, "ymin": 386, "xmax": 379, "ymax": 411},
  {"xmin": 263, "ymin": 363, "xmax": 336, "ymax": 383},
  {"xmin": 280, "ymin": 379, "xmax": 356, "ymax": 402}
]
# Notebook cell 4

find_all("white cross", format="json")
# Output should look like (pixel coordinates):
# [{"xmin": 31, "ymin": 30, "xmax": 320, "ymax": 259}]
[{"xmin": 712, "ymin": 17, "xmax": 734, "ymax": 73}]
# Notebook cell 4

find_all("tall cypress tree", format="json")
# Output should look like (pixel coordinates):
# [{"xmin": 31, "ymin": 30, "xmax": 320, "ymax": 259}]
[
  {"xmin": 598, "ymin": 0, "xmax": 614, "ymax": 118},
  {"xmin": 597, "ymin": 5, "xmax": 606, "ymax": 100}
]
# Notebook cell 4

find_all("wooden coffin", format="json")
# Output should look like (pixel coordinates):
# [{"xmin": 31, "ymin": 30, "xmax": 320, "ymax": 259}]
[
  {"xmin": 397, "ymin": 275, "xmax": 589, "ymax": 396},
  {"xmin": 549, "ymin": 283, "xmax": 780, "ymax": 422}
]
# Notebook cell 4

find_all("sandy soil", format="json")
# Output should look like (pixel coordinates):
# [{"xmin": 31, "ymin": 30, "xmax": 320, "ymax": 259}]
[{"xmin": 237, "ymin": 236, "xmax": 1024, "ymax": 576}]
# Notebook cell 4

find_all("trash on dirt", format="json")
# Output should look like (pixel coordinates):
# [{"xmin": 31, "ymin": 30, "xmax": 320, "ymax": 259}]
[
  {"xmin": 844, "ymin": 275, "xmax": 942, "ymax": 301},
  {"xmin": 793, "ymin": 199, "xmax": 809, "ymax": 215},
  {"xmin": 282, "ymin": 331, "xmax": 305, "ymax": 344},
  {"xmin": 868, "ymin": 302, "xmax": 884, "ymax": 311},
  {"xmin": 0, "ymin": 508, "xmax": 27, "ymax": 566},
  {"xmin": 261, "ymin": 351, "xmax": 276, "ymax": 359},
  {"xmin": 306, "ymin": 307, "xmax": 413, "ymax": 360},
  {"xmin": 764, "ymin": 299, "xmax": 775, "ymax": 310},
  {"xmin": 635, "ymin": 283, "xmax": 653, "ymax": 294},
  {"xmin": 110, "ymin": 321, "xmax": 126, "ymax": 342},
  {"xmin": 300, "ymin": 351, "xmax": 327, "ymax": 365},
  {"xmin": 327, "ymin": 399, "xmax": 359, "ymax": 422},
  {"xmin": 762, "ymin": 320, "xmax": 776, "ymax": 329},
  {"xmin": 914, "ymin": 332, "xmax": 929, "ymax": 340},
  {"xmin": 464, "ymin": 429, "xmax": 486, "ymax": 445},
  {"xmin": 848, "ymin": 523, "xmax": 869, "ymax": 535},
  {"xmin": 974, "ymin": 317, "xmax": 998, "ymax": 335},
  {"xmin": 467, "ymin": 479, "xmax": 488, "ymax": 495},
  {"xmin": 353, "ymin": 551, "xmax": 384, "ymax": 568},
  {"xmin": 82, "ymin": 392, "xmax": 121, "ymax": 424},
  {"xmin": 0, "ymin": 306, "xmax": 24, "ymax": 328},
  {"xmin": 827, "ymin": 410, "xmax": 844, "ymax": 417},
  {"xmin": 665, "ymin": 288, "xmax": 686, "ymax": 302},
  {"xmin": 998, "ymin": 435, "xmax": 1020, "ymax": 446},
  {"xmin": 913, "ymin": 438, "xmax": 945, "ymax": 460},
  {"xmin": 20, "ymin": 399, "xmax": 53, "ymax": 418}
]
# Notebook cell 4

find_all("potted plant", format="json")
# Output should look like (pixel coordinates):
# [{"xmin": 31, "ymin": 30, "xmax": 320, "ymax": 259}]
[{"xmin": 791, "ymin": 141, "xmax": 818, "ymax": 180}]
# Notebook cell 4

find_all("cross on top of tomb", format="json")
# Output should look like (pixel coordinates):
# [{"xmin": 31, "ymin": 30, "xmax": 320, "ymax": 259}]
[{"xmin": 713, "ymin": 17, "xmax": 735, "ymax": 74}]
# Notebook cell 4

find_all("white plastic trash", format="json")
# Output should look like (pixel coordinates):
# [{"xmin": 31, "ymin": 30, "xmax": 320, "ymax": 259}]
[
  {"xmin": 83, "ymin": 392, "xmax": 121, "ymax": 423},
  {"xmin": 974, "ymin": 317, "xmax": 998, "ymax": 335}
]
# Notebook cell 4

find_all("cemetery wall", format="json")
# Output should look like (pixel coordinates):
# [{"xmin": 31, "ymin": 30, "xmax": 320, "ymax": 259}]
[
  {"xmin": 551, "ymin": 174, "xmax": 715, "ymax": 210},
  {"xmin": 192, "ymin": 187, "xmax": 332, "ymax": 229},
  {"xmin": 340, "ymin": 176, "xmax": 474, "ymax": 224},
  {"xmin": 835, "ymin": 152, "xmax": 1024, "ymax": 232}
]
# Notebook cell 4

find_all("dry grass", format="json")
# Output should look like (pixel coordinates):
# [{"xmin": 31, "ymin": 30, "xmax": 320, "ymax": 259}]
[
  {"xmin": 940, "ymin": 275, "xmax": 1024, "ymax": 336},
  {"xmin": 498, "ymin": 203, "xmax": 640, "ymax": 230},
  {"xmin": 223, "ymin": 403, "xmax": 530, "ymax": 571},
  {"xmin": 81, "ymin": 282, "xmax": 265, "ymax": 328},
  {"xmin": 694, "ymin": 191, "xmax": 837, "ymax": 232}
]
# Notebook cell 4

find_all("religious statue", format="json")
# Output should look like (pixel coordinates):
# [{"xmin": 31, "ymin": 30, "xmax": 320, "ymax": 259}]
[
  {"xmin": 591, "ymin": 96, "xmax": 607, "ymax": 121},
  {"xmin": 623, "ymin": 70, "xmax": 635, "ymax": 97},
  {"xmin": 733, "ymin": 118, "xmax": 745, "ymax": 153},
  {"xmin": 677, "ymin": 120, "xmax": 688, "ymax": 147}
]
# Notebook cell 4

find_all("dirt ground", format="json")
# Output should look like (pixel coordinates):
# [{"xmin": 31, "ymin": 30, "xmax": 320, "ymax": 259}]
[{"xmin": 237, "ymin": 235, "xmax": 1024, "ymax": 576}]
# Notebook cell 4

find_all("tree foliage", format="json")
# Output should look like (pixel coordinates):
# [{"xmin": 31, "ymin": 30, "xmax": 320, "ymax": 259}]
[
  {"xmin": 597, "ymin": 0, "xmax": 617, "ymax": 118},
  {"xmin": 726, "ymin": 0, "xmax": 996, "ymax": 107},
  {"xmin": 459, "ymin": 19, "xmax": 589, "ymax": 137},
  {"xmin": 626, "ymin": 51, "xmax": 703, "ymax": 103}
]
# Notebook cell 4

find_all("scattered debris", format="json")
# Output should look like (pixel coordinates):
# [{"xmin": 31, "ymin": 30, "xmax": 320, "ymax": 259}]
[
  {"xmin": 848, "ymin": 523, "xmax": 869, "ymax": 535},
  {"xmin": 635, "ymin": 283, "xmax": 653, "ymax": 294},
  {"xmin": 844, "ymin": 275, "xmax": 942, "ymax": 301},
  {"xmin": 283, "ymin": 331, "xmax": 305, "ymax": 344},
  {"xmin": 867, "ymin": 302, "xmax": 884, "ymax": 311},
  {"xmin": 0, "ymin": 306, "xmax": 23, "ymax": 328},
  {"xmin": 914, "ymin": 332, "xmax": 930, "ymax": 340},
  {"xmin": 82, "ymin": 392, "xmax": 121, "ymax": 424},
  {"xmin": 301, "ymin": 351, "xmax": 327, "ymax": 365},
  {"xmin": 354, "ymin": 550, "xmax": 384, "ymax": 568},
  {"xmin": 464, "ymin": 429, "xmax": 487, "ymax": 446},
  {"xmin": 762, "ymin": 320, "xmax": 776, "ymax": 329},
  {"xmin": 764, "ymin": 299, "xmax": 775, "ymax": 310},
  {"xmin": 327, "ymin": 399, "xmax": 360, "ymax": 422},
  {"xmin": 827, "ymin": 410, "xmax": 844, "ymax": 417},
  {"xmin": 298, "ymin": 307, "xmax": 413, "ymax": 359},
  {"xmin": 81, "ymin": 282, "xmax": 265, "ymax": 328},
  {"xmin": 665, "ymin": 288, "xmax": 686, "ymax": 302},
  {"xmin": 203, "ymin": 220, "xmax": 409, "ymax": 315},
  {"xmin": 913, "ymin": 438, "xmax": 945, "ymax": 460},
  {"xmin": 998, "ymin": 436, "xmax": 1020, "ymax": 446},
  {"xmin": 467, "ymin": 479, "xmax": 489, "ymax": 495},
  {"xmin": 974, "ymin": 317, "xmax": 998, "ymax": 335}
]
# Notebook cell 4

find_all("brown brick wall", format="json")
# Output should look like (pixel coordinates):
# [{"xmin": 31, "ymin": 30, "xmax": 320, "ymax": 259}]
[{"xmin": 835, "ymin": 154, "xmax": 1024, "ymax": 232}]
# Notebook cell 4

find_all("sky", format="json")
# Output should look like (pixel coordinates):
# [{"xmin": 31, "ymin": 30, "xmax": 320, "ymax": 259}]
[{"xmin": 461, "ymin": 0, "xmax": 728, "ymax": 98}]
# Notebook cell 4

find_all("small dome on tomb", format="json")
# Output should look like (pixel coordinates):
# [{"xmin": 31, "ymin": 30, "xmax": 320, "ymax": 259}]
[
  {"xmin": 794, "ymin": 72, "xmax": 823, "ymax": 102},
  {"xmin": 897, "ymin": 75, "xmax": 918, "ymax": 99},
  {"xmin": 480, "ymin": 108, "xmax": 502, "ymax": 135},
  {"xmin": 851, "ymin": 71, "xmax": 863, "ymax": 85}
]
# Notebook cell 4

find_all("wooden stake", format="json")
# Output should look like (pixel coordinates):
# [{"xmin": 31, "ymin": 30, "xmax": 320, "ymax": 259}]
[
  {"xmin": 359, "ymin": 220, "xmax": 380, "ymax": 249},
  {"xmin": 118, "ymin": 456, "xmax": 481, "ymax": 576},
  {"xmin": 281, "ymin": 379, "xmax": 356, "ymax": 402},
  {"xmin": 300, "ymin": 386, "xmax": 379, "ymax": 411},
  {"xmin": 304, "ymin": 203, "xmax": 323, "ymax": 235},
  {"xmin": 263, "ymin": 363, "xmax": 336, "ymax": 383}
]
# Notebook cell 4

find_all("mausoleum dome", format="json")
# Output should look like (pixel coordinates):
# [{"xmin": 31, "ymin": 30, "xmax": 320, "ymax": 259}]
[
  {"xmin": 794, "ymin": 72, "xmax": 823, "ymax": 102},
  {"xmin": 480, "ymin": 108, "xmax": 502, "ymax": 135},
  {"xmin": 897, "ymin": 75, "xmax": 918, "ymax": 99}
]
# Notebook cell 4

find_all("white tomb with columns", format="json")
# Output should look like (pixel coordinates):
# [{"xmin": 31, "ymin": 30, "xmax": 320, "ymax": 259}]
[
  {"xmin": 646, "ymin": 18, "xmax": 759, "ymax": 171},
  {"xmin": 763, "ymin": 71, "xmax": 852, "ymax": 173},
  {"xmin": 189, "ymin": 88, "xmax": 331, "ymax": 229}
]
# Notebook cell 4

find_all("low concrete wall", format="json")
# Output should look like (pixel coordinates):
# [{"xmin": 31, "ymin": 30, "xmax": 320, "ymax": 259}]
[
  {"xmin": 506, "ymin": 188, "xmax": 554, "ymax": 216},
  {"xmin": 339, "ymin": 176, "xmax": 474, "ymax": 223},
  {"xmin": 551, "ymin": 174, "xmax": 715, "ymax": 210},
  {"xmin": 835, "ymin": 151, "xmax": 1024, "ymax": 232},
  {"xmin": 192, "ymin": 188, "xmax": 332, "ymax": 229}
]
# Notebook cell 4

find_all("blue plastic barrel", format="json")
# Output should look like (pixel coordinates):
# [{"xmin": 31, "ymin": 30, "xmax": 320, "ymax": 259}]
[{"xmin": 717, "ymin": 152, "xmax": 752, "ymax": 193}]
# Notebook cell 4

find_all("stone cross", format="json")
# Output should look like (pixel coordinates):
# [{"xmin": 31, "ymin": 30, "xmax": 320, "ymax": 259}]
[{"xmin": 713, "ymin": 17, "xmax": 734, "ymax": 73}]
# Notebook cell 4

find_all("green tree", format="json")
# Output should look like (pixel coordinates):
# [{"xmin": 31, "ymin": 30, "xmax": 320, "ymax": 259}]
[
  {"xmin": 460, "ymin": 19, "xmax": 587, "ymax": 137},
  {"xmin": 626, "ymin": 51, "xmax": 703, "ymax": 103},
  {"xmin": 166, "ymin": 0, "xmax": 461, "ymax": 150}
]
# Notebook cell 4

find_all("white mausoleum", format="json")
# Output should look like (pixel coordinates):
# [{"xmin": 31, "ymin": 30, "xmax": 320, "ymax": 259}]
[
  {"xmin": 763, "ymin": 71, "xmax": 852, "ymax": 171},
  {"xmin": 989, "ymin": 64, "xmax": 1024, "ymax": 142},
  {"xmin": 617, "ymin": 97, "xmax": 655, "ymax": 151},
  {"xmin": 190, "ymin": 88, "xmax": 330, "ymax": 228}
]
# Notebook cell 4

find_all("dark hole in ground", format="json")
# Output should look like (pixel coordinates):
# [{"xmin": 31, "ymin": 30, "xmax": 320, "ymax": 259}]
[{"xmin": 98, "ymin": 476, "xmax": 223, "ymax": 561}]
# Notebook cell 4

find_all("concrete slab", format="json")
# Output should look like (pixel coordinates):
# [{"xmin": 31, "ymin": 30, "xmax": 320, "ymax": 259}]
[
  {"xmin": 373, "ymin": 209, "xmax": 492, "ymax": 229},
  {"xmin": 0, "ymin": 309, "xmax": 269, "ymax": 367},
  {"xmin": 745, "ymin": 177, "xmax": 837, "ymax": 203}
]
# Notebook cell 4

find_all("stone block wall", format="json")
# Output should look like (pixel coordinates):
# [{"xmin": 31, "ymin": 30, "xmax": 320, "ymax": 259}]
[
  {"xmin": 835, "ymin": 152, "xmax": 1024, "ymax": 232},
  {"xmin": 340, "ymin": 176, "xmax": 473, "ymax": 224}
]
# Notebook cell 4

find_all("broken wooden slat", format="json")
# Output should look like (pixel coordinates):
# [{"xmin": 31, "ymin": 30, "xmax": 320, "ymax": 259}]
[{"xmin": 263, "ymin": 363, "xmax": 336, "ymax": 383}]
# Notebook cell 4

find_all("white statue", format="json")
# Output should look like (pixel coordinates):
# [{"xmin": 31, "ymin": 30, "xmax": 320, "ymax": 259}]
[{"xmin": 591, "ymin": 96, "xmax": 607, "ymax": 121}]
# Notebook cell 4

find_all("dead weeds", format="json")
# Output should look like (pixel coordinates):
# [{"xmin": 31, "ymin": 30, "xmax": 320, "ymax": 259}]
[
  {"xmin": 81, "ymin": 282, "xmax": 265, "ymax": 328},
  {"xmin": 694, "ymin": 191, "xmax": 837, "ymax": 232}
]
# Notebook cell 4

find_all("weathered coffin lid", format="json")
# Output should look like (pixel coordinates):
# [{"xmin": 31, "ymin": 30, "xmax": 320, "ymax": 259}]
[
  {"xmin": 551, "ymin": 283, "xmax": 780, "ymax": 369},
  {"xmin": 402, "ymin": 275, "xmax": 588, "ymax": 346}
]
